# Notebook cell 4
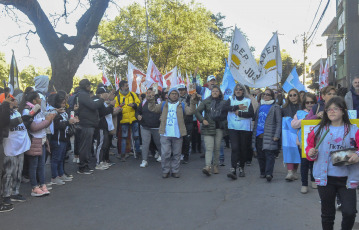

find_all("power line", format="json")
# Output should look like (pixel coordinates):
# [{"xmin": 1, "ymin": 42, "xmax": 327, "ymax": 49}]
[
  {"xmin": 307, "ymin": 0, "xmax": 323, "ymax": 34},
  {"xmin": 307, "ymin": 0, "xmax": 331, "ymax": 45}
]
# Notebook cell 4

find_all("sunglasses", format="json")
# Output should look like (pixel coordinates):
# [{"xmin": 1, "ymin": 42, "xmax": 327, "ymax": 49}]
[
  {"xmin": 263, "ymin": 93, "xmax": 272, "ymax": 97},
  {"xmin": 305, "ymin": 101, "xmax": 315, "ymax": 105},
  {"xmin": 235, "ymin": 88, "xmax": 244, "ymax": 91},
  {"xmin": 289, "ymin": 94, "xmax": 297, "ymax": 97}
]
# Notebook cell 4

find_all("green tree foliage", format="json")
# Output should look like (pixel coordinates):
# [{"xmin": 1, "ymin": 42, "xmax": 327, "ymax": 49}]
[
  {"xmin": 95, "ymin": 0, "xmax": 228, "ymax": 83},
  {"xmin": 280, "ymin": 49, "xmax": 305, "ymax": 85},
  {"xmin": 19, "ymin": 65, "xmax": 51, "ymax": 90},
  {"xmin": 0, "ymin": 52, "xmax": 9, "ymax": 84},
  {"xmin": 72, "ymin": 74, "xmax": 103, "ymax": 93}
]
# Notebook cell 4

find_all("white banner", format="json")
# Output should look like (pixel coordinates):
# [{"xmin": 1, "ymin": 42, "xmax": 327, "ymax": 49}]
[
  {"xmin": 228, "ymin": 26, "xmax": 260, "ymax": 87},
  {"xmin": 163, "ymin": 66, "xmax": 178, "ymax": 89},
  {"xmin": 145, "ymin": 58, "xmax": 163, "ymax": 90},
  {"xmin": 256, "ymin": 32, "xmax": 282, "ymax": 88},
  {"xmin": 128, "ymin": 61, "xmax": 146, "ymax": 94}
]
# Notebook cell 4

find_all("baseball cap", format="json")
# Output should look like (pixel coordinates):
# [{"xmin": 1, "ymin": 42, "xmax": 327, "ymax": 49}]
[
  {"xmin": 79, "ymin": 79, "xmax": 93, "ymax": 88},
  {"xmin": 96, "ymin": 87, "xmax": 108, "ymax": 94},
  {"xmin": 177, "ymin": 84, "xmax": 186, "ymax": 90},
  {"xmin": 207, "ymin": 75, "xmax": 216, "ymax": 82}
]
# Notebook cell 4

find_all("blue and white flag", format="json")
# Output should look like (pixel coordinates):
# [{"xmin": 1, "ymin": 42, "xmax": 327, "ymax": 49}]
[
  {"xmin": 282, "ymin": 117, "xmax": 301, "ymax": 164},
  {"xmin": 282, "ymin": 67, "xmax": 306, "ymax": 93},
  {"xmin": 220, "ymin": 60, "xmax": 236, "ymax": 100}
]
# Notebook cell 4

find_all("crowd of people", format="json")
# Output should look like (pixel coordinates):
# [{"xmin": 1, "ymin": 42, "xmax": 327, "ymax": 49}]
[{"xmin": 1, "ymin": 74, "xmax": 359, "ymax": 229}]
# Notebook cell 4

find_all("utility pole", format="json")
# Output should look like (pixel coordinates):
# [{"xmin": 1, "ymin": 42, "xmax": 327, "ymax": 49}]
[
  {"xmin": 303, "ymin": 32, "xmax": 308, "ymax": 85},
  {"xmin": 145, "ymin": 0, "xmax": 150, "ymax": 61}
]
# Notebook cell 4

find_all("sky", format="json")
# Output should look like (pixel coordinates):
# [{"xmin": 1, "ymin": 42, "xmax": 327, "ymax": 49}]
[{"xmin": 0, "ymin": 0, "xmax": 336, "ymax": 77}]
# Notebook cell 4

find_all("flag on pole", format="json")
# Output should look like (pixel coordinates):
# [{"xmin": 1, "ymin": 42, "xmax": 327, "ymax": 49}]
[
  {"xmin": 228, "ymin": 26, "xmax": 260, "ymax": 87},
  {"xmin": 220, "ymin": 60, "xmax": 236, "ymax": 100},
  {"xmin": 114, "ymin": 70, "xmax": 120, "ymax": 91},
  {"xmin": 128, "ymin": 61, "xmax": 146, "ymax": 94},
  {"xmin": 163, "ymin": 66, "xmax": 178, "ymax": 89},
  {"xmin": 8, "ymin": 50, "xmax": 19, "ymax": 94},
  {"xmin": 102, "ymin": 66, "xmax": 111, "ymax": 87},
  {"xmin": 282, "ymin": 67, "xmax": 306, "ymax": 93},
  {"xmin": 257, "ymin": 32, "xmax": 282, "ymax": 88},
  {"xmin": 145, "ymin": 58, "xmax": 163, "ymax": 90},
  {"xmin": 319, "ymin": 59, "xmax": 329, "ymax": 89}
]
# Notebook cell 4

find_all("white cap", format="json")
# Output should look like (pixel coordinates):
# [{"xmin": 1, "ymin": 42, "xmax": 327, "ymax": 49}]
[{"xmin": 207, "ymin": 75, "xmax": 216, "ymax": 82}]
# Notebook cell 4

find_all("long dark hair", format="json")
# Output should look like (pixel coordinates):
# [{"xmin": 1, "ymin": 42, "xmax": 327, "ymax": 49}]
[
  {"xmin": 211, "ymin": 85, "xmax": 223, "ymax": 99},
  {"xmin": 283, "ymin": 88, "xmax": 301, "ymax": 108},
  {"xmin": 19, "ymin": 91, "xmax": 40, "ymax": 114},
  {"xmin": 301, "ymin": 93, "xmax": 317, "ymax": 110},
  {"xmin": 314, "ymin": 96, "xmax": 351, "ymax": 143}
]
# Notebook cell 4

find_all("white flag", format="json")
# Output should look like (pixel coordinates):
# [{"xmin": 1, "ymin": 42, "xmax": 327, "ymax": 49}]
[
  {"xmin": 145, "ymin": 58, "xmax": 163, "ymax": 90},
  {"xmin": 114, "ymin": 70, "xmax": 120, "ymax": 91},
  {"xmin": 102, "ymin": 66, "xmax": 111, "ymax": 87},
  {"xmin": 163, "ymin": 66, "xmax": 178, "ymax": 89},
  {"xmin": 256, "ymin": 32, "xmax": 282, "ymax": 88},
  {"xmin": 128, "ymin": 61, "xmax": 146, "ymax": 94},
  {"xmin": 319, "ymin": 59, "xmax": 329, "ymax": 89},
  {"xmin": 228, "ymin": 26, "xmax": 260, "ymax": 87}
]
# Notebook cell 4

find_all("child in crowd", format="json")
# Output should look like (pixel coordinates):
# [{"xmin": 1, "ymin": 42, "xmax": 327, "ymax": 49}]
[
  {"xmin": 20, "ymin": 92, "xmax": 55, "ymax": 197},
  {"xmin": 306, "ymin": 96, "xmax": 359, "ymax": 229},
  {"xmin": 1, "ymin": 95, "xmax": 31, "ymax": 205}
]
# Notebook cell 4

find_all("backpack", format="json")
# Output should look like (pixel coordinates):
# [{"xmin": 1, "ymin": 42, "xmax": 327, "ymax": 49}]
[
  {"xmin": 161, "ymin": 102, "xmax": 185, "ymax": 114},
  {"xmin": 68, "ymin": 92, "xmax": 80, "ymax": 110}
]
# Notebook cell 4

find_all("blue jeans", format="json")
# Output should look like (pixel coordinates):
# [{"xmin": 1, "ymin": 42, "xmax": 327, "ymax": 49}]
[
  {"xmin": 219, "ymin": 139, "xmax": 225, "ymax": 162},
  {"xmin": 28, "ymin": 145, "xmax": 46, "ymax": 188},
  {"xmin": 121, "ymin": 122, "xmax": 140, "ymax": 154},
  {"xmin": 50, "ymin": 140, "xmax": 67, "ymax": 178}
]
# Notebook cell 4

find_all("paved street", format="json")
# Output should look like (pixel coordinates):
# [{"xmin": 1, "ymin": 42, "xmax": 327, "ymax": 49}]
[{"xmin": 0, "ymin": 147, "xmax": 355, "ymax": 230}]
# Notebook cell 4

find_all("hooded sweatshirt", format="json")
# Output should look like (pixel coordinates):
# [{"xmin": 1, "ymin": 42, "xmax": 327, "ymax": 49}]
[{"xmin": 34, "ymin": 75, "xmax": 49, "ymax": 113}]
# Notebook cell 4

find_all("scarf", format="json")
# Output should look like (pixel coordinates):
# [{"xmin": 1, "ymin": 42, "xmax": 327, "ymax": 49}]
[{"xmin": 260, "ymin": 99, "xmax": 275, "ymax": 105}]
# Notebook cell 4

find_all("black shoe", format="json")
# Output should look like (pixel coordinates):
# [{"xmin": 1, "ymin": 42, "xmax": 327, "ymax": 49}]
[
  {"xmin": 77, "ymin": 168, "xmax": 93, "ymax": 175},
  {"xmin": 2, "ymin": 197, "xmax": 12, "ymax": 206},
  {"xmin": 171, "ymin": 173, "xmax": 180, "ymax": 178},
  {"xmin": 238, "ymin": 167, "xmax": 245, "ymax": 177},
  {"xmin": 10, "ymin": 194, "xmax": 26, "ymax": 202},
  {"xmin": 219, "ymin": 161, "xmax": 225, "ymax": 166},
  {"xmin": 0, "ymin": 203, "xmax": 14, "ymax": 213},
  {"xmin": 162, "ymin": 173, "xmax": 170, "ymax": 178},
  {"xmin": 266, "ymin": 175, "xmax": 273, "ymax": 182},
  {"xmin": 246, "ymin": 161, "xmax": 252, "ymax": 166},
  {"xmin": 260, "ymin": 174, "xmax": 266, "ymax": 178},
  {"xmin": 227, "ymin": 168, "xmax": 237, "ymax": 180},
  {"xmin": 182, "ymin": 160, "xmax": 189, "ymax": 164},
  {"xmin": 200, "ymin": 153, "xmax": 205, "ymax": 158}
]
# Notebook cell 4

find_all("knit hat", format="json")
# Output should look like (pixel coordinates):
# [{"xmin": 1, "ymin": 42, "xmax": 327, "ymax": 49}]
[{"xmin": 168, "ymin": 87, "xmax": 179, "ymax": 96}]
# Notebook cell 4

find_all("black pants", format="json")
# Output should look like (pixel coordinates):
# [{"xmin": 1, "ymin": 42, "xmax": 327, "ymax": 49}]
[
  {"xmin": 255, "ymin": 137, "xmax": 276, "ymax": 176},
  {"xmin": 228, "ymin": 129, "xmax": 251, "ymax": 168},
  {"xmin": 318, "ymin": 176, "xmax": 357, "ymax": 230},
  {"xmin": 300, "ymin": 156, "xmax": 314, "ymax": 186},
  {"xmin": 74, "ymin": 127, "xmax": 81, "ymax": 157},
  {"xmin": 182, "ymin": 124, "xmax": 192, "ymax": 161},
  {"xmin": 246, "ymin": 131, "xmax": 253, "ymax": 162},
  {"xmin": 191, "ymin": 121, "xmax": 201, "ymax": 153},
  {"xmin": 79, "ymin": 127, "xmax": 95, "ymax": 170}
]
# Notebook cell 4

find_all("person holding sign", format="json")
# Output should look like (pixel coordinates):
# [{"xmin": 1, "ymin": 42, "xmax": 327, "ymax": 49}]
[
  {"xmin": 306, "ymin": 96, "xmax": 359, "ymax": 230},
  {"xmin": 291, "ymin": 93, "xmax": 317, "ymax": 194},
  {"xmin": 223, "ymin": 84, "xmax": 254, "ymax": 180}
]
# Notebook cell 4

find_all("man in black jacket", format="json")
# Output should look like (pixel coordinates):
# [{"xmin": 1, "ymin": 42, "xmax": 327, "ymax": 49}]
[
  {"xmin": 77, "ymin": 79, "xmax": 106, "ymax": 174},
  {"xmin": 136, "ymin": 88, "xmax": 161, "ymax": 167},
  {"xmin": 0, "ymin": 94, "xmax": 13, "ymax": 212}
]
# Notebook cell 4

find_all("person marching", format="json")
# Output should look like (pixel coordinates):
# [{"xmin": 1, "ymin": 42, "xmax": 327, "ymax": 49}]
[
  {"xmin": 223, "ymin": 84, "xmax": 254, "ymax": 180},
  {"xmin": 306, "ymin": 96, "xmax": 359, "ymax": 230}
]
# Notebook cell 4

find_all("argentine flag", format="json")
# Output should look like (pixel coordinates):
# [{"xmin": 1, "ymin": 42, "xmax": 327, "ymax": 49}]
[
  {"xmin": 220, "ymin": 60, "xmax": 236, "ymax": 100},
  {"xmin": 282, "ymin": 67, "xmax": 307, "ymax": 93}
]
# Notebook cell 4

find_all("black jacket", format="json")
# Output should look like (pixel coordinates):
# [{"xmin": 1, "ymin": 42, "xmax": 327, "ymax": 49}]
[
  {"xmin": 51, "ymin": 112, "xmax": 70, "ymax": 143},
  {"xmin": 77, "ymin": 89, "xmax": 104, "ymax": 128},
  {"xmin": 96, "ymin": 96, "xmax": 114, "ymax": 130},
  {"xmin": 281, "ymin": 103, "xmax": 300, "ymax": 118},
  {"xmin": 135, "ymin": 100, "xmax": 161, "ymax": 129},
  {"xmin": 0, "ymin": 102, "xmax": 10, "ymax": 142}
]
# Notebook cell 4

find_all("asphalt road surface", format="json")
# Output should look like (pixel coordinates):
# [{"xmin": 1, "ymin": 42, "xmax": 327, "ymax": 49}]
[{"xmin": 1, "ymin": 147, "xmax": 357, "ymax": 230}]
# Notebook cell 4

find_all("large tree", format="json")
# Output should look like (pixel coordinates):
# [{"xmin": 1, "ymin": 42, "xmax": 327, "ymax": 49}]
[
  {"xmin": 95, "ymin": 0, "xmax": 228, "ymax": 82},
  {"xmin": 0, "ymin": 0, "xmax": 110, "ymax": 92}
]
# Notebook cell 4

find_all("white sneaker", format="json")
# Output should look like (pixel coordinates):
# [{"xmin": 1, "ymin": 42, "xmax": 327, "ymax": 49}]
[
  {"xmin": 73, "ymin": 157, "xmax": 78, "ymax": 163},
  {"xmin": 95, "ymin": 163, "xmax": 109, "ymax": 170},
  {"xmin": 180, "ymin": 155, "xmax": 184, "ymax": 161},
  {"xmin": 154, "ymin": 153, "xmax": 159, "ymax": 159},
  {"xmin": 157, "ymin": 156, "xmax": 162, "ymax": 162},
  {"xmin": 140, "ymin": 160, "xmax": 148, "ymax": 168},
  {"xmin": 51, "ymin": 177, "xmax": 65, "ymax": 185},
  {"xmin": 59, "ymin": 175, "xmax": 72, "ymax": 182},
  {"xmin": 100, "ymin": 162, "xmax": 110, "ymax": 169}
]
